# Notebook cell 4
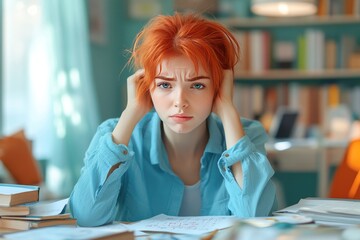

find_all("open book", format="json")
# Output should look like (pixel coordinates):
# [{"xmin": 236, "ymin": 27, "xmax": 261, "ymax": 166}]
[{"xmin": 273, "ymin": 197, "xmax": 360, "ymax": 225}]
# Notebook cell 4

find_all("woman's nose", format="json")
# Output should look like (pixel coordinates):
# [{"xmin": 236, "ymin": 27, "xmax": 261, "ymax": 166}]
[
  {"xmin": 174, "ymin": 89, "xmax": 189, "ymax": 108},
  {"xmin": 174, "ymin": 102, "xmax": 188, "ymax": 108}
]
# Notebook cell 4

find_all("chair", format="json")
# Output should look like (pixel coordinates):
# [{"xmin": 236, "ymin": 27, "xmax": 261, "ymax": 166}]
[
  {"xmin": 328, "ymin": 139, "xmax": 360, "ymax": 199},
  {"xmin": 0, "ymin": 130, "xmax": 42, "ymax": 185}
]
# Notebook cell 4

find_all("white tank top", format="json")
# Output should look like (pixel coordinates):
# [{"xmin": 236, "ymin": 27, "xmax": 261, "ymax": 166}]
[{"xmin": 179, "ymin": 181, "xmax": 201, "ymax": 216}]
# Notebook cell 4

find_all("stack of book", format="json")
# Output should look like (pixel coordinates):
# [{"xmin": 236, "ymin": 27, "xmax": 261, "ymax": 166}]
[
  {"xmin": 0, "ymin": 183, "xmax": 76, "ymax": 230},
  {"xmin": 273, "ymin": 197, "xmax": 360, "ymax": 225}
]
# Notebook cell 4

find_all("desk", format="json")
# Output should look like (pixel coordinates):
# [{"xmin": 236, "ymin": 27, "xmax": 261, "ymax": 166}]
[
  {"xmin": 136, "ymin": 224, "xmax": 353, "ymax": 240},
  {"xmin": 0, "ymin": 221, "xmax": 357, "ymax": 240},
  {"xmin": 266, "ymin": 138, "xmax": 348, "ymax": 198}
]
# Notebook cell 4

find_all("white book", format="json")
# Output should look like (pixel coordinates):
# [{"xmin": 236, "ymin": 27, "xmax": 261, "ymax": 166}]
[
  {"xmin": 249, "ymin": 30, "xmax": 264, "ymax": 73},
  {"xmin": 274, "ymin": 198, "xmax": 360, "ymax": 225}
]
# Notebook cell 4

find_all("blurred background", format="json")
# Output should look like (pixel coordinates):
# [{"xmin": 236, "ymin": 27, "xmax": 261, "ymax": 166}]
[{"xmin": 1, "ymin": 0, "xmax": 360, "ymax": 208}]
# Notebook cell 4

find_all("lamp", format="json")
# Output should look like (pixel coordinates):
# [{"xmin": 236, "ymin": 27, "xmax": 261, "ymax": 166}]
[{"xmin": 251, "ymin": 0, "xmax": 318, "ymax": 17}]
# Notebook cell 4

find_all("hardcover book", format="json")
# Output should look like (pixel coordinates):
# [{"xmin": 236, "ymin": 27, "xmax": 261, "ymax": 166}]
[{"xmin": 0, "ymin": 184, "xmax": 39, "ymax": 207}]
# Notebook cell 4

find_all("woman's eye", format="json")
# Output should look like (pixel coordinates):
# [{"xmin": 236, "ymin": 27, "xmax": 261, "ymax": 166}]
[
  {"xmin": 157, "ymin": 82, "xmax": 171, "ymax": 89},
  {"xmin": 192, "ymin": 83, "xmax": 205, "ymax": 89}
]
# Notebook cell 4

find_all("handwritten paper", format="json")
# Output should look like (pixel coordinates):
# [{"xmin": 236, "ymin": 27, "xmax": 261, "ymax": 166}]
[{"xmin": 127, "ymin": 214, "xmax": 236, "ymax": 235}]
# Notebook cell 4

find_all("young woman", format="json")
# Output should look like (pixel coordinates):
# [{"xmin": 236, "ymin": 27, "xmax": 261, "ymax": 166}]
[{"xmin": 69, "ymin": 13, "xmax": 276, "ymax": 227}]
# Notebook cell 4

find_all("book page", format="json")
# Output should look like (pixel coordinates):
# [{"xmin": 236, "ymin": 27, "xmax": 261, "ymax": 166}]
[
  {"xmin": 127, "ymin": 214, "xmax": 235, "ymax": 235},
  {"xmin": 27, "ymin": 198, "xmax": 69, "ymax": 216}
]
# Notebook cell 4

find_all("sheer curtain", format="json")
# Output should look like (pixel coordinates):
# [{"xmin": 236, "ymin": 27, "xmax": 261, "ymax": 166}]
[{"xmin": 2, "ymin": 0, "xmax": 99, "ymax": 197}]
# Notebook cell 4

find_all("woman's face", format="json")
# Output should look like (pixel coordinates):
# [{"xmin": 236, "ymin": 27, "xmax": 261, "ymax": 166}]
[{"xmin": 150, "ymin": 55, "xmax": 215, "ymax": 134}]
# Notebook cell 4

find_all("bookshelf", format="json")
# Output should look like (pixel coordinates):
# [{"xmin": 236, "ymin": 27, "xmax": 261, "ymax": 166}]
[
  {"xmin": 225, "ymin": 14, "xmax": 360, "ymax": 202},
  {"xmin": 224, "ymin": 14, "xmax": 360, "ymax": 129},
  {"xmin": 223, "ymin": 15, "xmax": 360, "ymax": 84}
]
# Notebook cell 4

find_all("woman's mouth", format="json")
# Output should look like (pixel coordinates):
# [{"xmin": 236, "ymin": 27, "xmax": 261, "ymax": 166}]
[{"xmin": 170, "ymin": 114, "xmax": 193, "ymax": 123}]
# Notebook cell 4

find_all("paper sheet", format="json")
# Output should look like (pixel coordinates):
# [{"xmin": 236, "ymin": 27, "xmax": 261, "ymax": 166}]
[
  {"xmin": 3, "ymin": 224, "xmax": 131, "ymax": 240},
  {"xmin": 127, "ymin": 214, "xmax": 236, "ymax": 235}
]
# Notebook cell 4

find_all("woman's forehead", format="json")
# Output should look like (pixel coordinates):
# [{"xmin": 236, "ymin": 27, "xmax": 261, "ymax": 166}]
[{"xmin": 156, "ymin": 55, "xmax": 208, "ymax": 76}]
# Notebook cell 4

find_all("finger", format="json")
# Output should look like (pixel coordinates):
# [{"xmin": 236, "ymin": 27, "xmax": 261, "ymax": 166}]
[
  {"xmin": 128, "ymin": 69, "xmax": 145, "ymax": 84},
  {"xmin": 134, "ymin": 68, "xmax": 145, "ymax": 79}
]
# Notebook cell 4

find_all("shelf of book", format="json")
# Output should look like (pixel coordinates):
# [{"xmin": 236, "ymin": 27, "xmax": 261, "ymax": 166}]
[
  {"xmin": 226, "ymin": 13, "xmax": 360, "ymax": 132},
  {"xmin": 235, "ymin": 69, "xmax": 360, "ymax": 84},
  {"xmin": 223, "ymin": 15, "xmax": 360, "ymax": 29}
]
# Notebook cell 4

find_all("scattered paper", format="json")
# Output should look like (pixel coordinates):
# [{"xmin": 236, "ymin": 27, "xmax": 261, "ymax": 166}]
[{"xmin": 127, "ymin": 214, "xmax": 236, "ymax": 235}]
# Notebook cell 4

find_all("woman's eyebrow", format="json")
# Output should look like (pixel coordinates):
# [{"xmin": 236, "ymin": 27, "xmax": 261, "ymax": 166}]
[
  {"xmin": 187, "ymin": 76, "xmax": 210, "ymax": 81},
  {"xmin": 155, "ymin": 75, "xmax": 210, "ymax": 81},
  {"xmin": 155, "ymin": 76, "xmax": 175, "ymax": 81}
]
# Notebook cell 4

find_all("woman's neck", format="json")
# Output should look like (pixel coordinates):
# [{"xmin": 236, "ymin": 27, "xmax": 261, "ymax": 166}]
[
  {"xmin": 162, "ymin": 121, "xmax": 209, "ymax": 162},
  {"xmin": 162, "ymin": 121, "xmax": 209, "ymax": 185}
]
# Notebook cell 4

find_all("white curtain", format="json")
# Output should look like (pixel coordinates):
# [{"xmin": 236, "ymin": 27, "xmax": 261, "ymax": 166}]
[{"xmin": 2, "ymin": 0, "xmax": 100, "ymax": 197}]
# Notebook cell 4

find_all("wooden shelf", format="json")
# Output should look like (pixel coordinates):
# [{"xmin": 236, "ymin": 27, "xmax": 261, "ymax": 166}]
[
  {"xmin": 235, "ymin": 69, "xmax": 360, "ymax": 84},
  {"xmin": 222, "ymin": 15, "xmax": 360, "ymax": 29}
]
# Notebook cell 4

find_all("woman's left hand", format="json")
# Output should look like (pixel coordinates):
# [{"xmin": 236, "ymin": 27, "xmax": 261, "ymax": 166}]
[{"xmin": 212, "ymin": 69, "xmax": 235, "ymax": 119}]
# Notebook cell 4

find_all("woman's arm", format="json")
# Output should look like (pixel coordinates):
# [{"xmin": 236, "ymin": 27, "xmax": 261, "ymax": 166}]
[
  {"xmin": 70, "ymin": 70, "xmax": 152, "ymax": 226},
  {"xmin": 212, "ymin": 70, "xmax": 245, "ymax": 187},
  {"xmin": 69, "ymin": 121, "xmax": 134, "ymax": 226},
  {"xmin": 213, "ymin": 70, "xmax": 276, "ymax": 217},
  {"xmin": 109, "ymin": 69, "xmax": 152, "ymax": 176}
]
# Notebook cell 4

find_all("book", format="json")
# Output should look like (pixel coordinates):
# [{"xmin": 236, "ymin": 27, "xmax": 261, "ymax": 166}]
[
  {"xmin": 0, "ymin": 184, "xmax": 39, "ymax": 207},
  {"xmin": 273, "ymin": 197, "xmax": 360, "ymax": 225},
  {"xmin": 0, "ymin": 217, "xmax": 77, "ymax": 230},
  {"xmin": 0, "ymin": 205, "xmax": 30, "ymax": 216},
  {"xmin": 1, "ymin": 213, "xmax": 71, "ymax": 221},
  {"xmin": 2, "ymin": 224, "xmax": 134, "ymax": 240}
]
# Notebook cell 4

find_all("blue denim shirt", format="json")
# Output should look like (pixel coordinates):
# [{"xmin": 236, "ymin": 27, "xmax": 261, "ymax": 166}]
[{"xmin": 69, "ymin": 112, "xmax": 276, "ymax": 227}]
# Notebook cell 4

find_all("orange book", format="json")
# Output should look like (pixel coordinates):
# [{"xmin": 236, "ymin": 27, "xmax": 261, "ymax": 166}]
[
  {"xmin": 345, "ymin": 0, "xmax": 356, "ymax": 15},
  {"xmin": 317, "ymin": 0, "xmax": 329, "ymax": 16}
]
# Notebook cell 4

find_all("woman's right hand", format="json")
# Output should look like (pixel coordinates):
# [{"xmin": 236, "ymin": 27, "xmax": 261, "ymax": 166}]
[
  {"xmin": 125, "ymin": 69, "xmax": 153, "ymax": 118},
  {"xmin": 112, "ymin": 69, "xmax": 153, "ymax": 146}
]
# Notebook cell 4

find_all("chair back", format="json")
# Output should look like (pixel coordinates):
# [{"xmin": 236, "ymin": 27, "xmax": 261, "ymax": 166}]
[{"xmin": 329, "ymin": 139, "xmax": 360, "ymax": 199}]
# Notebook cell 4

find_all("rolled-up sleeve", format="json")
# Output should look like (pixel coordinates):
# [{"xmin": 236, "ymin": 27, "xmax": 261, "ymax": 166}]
[
  {"xmin": 217, "ymin": 125, "xmax": 276, "ymax": 217},
  {"xmin": 69, "ymin": 119, "xmax": 134, "ymax": 227}
]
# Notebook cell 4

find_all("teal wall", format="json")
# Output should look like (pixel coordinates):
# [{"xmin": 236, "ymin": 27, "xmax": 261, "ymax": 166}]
[{"xmin": 88, "ymin": 0, "xmax": 173, "ymax": 121}]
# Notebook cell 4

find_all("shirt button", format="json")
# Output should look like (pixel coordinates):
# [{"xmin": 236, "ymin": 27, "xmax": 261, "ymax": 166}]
[
  {"xmin": 224, "ymin": 153, "xmax": 229, "ymax": 157},
  {"xmin": 122, "ymin": 150, "xmax": 128, "ymax": 155}
]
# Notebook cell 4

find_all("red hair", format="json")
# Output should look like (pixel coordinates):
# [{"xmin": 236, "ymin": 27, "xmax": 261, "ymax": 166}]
[{"xmin": 130, "ymin": 13, "xmax": 240, "ymax": 99}]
